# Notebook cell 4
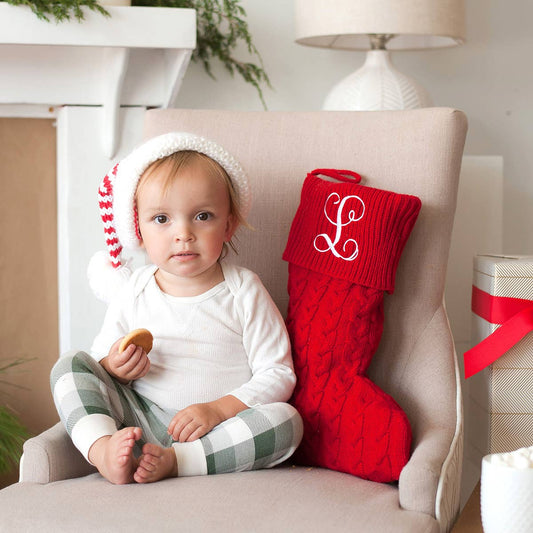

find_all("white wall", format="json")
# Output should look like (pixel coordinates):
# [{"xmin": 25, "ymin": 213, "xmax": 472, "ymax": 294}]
[{"xmin": 176, "ymin": 0, "xmax": 532, "ymax": 255}]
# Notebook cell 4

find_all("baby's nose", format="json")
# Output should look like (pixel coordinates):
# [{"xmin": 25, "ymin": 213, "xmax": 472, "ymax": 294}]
[{"xmin": 174, "ymin": 224, "xmax": 194, "ymax": 242}]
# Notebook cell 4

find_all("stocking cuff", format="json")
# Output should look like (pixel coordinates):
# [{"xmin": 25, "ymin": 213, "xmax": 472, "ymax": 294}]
[{"xmin": 283, "ymin": 172, "xmax": 421, "ymax": 292}]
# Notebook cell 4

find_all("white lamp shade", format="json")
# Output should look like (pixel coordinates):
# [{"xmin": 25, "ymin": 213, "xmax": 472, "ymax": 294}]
[
  {"xmin": 295, "ymin": 0, "xmax": 465, "ymax": 111},
  {"xmin": 295, "ymin": 0, "xmax": 466, "ymax": 50}
]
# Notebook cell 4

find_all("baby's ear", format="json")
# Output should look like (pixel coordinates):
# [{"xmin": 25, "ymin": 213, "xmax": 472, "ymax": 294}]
[
  {"xmin": 224, "ymin": 214, "xmax": 235, "ymax": 238},
  {"xmin": 134, "ymin": 206, "xmax": 144, "ymax": 246}
]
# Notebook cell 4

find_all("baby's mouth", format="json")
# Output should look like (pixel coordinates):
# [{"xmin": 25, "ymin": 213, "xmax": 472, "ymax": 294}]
[{"xmin": 172, "ymin": 251, "xmax": 198, "ymax": 260}]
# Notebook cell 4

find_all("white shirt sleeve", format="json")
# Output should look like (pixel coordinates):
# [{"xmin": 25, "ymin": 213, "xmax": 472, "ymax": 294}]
[
  {"xmin": 90, "ymin": 265, "xmax": 156, "ymax": 362},
  {"xmin": 89, "ymin": 283, "xmax": 133, "ymax": 362},
  {"xmin": 226, "ymin": 267, "xmax": 296, "ymax": 407}
]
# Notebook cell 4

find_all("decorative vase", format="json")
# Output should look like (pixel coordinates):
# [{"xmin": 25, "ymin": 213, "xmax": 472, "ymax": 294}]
[{"xmin": 323, "ymin": 50, "xmax": 431, "ymax": 111}]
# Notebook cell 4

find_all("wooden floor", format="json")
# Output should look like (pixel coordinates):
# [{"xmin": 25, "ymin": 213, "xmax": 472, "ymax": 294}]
[{"xmin": 451, "ymin": 483, "xmax": 482, "ymax": 533}]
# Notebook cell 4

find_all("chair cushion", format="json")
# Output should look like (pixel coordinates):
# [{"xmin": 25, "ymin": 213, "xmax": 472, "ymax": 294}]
[{"xmin": 0, "ymin": 467, "xmax": 439, "ymax": 533}]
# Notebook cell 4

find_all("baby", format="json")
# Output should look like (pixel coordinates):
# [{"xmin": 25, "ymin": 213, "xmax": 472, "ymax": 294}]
[{"xmin": 51, "ymin": 132, "xmax": 303, "ymax": 484}]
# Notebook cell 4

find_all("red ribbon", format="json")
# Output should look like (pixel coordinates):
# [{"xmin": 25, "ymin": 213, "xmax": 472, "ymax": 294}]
[{"xmin": 463, "ymin": 286, "xmax": 533, "ymax": 378}]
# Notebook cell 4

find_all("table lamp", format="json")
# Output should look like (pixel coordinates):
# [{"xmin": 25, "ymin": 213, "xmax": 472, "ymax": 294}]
[{"xmin": 294, "ymin": 0, "xmax": 465, "ymax": 110}]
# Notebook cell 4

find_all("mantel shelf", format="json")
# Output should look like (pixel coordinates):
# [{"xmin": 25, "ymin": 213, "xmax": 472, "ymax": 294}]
[{"xmin": 0, "ymin": 5, "xmax": 197, "ymax": 157}]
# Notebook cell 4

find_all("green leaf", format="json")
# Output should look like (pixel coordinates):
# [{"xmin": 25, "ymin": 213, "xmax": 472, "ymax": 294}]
[
  {"xmin": 0, "ymin": 358, "xmax": 33, "ymax": 473},
  {"xmin": 0, "ymin": 406, "xmax": 28, "ymax": 474},
  {"xmin": 132, "ymin": 0, "xmax": 271, "ymax": 108},
  {"xmin": 2, "ymin": 0, "xmax": 109, "ymax": 23}
]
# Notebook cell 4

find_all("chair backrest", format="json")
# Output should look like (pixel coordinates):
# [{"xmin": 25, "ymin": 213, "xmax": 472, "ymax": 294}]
[{"xmin": 143, "ymin": 108, "xmax": 467, "ymax": 446}]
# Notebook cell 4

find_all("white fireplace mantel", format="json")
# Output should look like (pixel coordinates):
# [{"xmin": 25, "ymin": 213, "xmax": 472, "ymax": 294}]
[
  {"xmin": 0, "ymin": 4, "xmax": 196, "ymax": 156},
  {"xmin": 0, "ymin": 4, "xmax": 197, "ymax": 352}
]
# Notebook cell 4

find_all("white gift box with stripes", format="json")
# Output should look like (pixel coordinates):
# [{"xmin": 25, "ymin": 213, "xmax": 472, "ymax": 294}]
[{"xmin": 469, "ymin": 255, "xmax": 533, "ymax": 455}]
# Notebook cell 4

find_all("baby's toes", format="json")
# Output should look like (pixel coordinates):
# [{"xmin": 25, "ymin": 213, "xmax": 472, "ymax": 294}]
[
  {"xmin": 142, "ymin": 442, "xmax": 163, "ymax": 458},
  {"xmin": 133, "ymin": 466, "xmax": 150, "ymax": 482},
  {"xmin": 139, "ymin": 455, "xmax": 158, "ymax": 472},
  {"xmin": 134, "ymin": 462, "xmax": 158, "ymax": 483}
]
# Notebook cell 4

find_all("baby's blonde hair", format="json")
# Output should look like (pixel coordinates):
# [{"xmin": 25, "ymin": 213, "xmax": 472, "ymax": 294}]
[{"xmin": 135, "ymin": 150, "xmax": 249, "ymax": 255}]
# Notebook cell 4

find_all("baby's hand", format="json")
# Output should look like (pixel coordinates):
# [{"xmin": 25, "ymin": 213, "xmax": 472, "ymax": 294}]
[
  {"xmin": 168, "ymin": 403, "xmax": 224, "ymax": 443},
  {"xmin": 101, "ymin": 337, "xmax": 151, "ymax": 384}
]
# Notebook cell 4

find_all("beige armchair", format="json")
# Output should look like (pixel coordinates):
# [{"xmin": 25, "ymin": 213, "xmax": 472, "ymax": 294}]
[{"xmin": 0, "ymin": 108, "xmax": 467, "ymax": 533}]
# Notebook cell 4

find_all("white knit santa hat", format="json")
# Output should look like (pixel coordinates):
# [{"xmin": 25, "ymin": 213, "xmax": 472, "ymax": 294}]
[{"xmin": 88, "ymin": 132, "xmax": 251, "ymax": 303}]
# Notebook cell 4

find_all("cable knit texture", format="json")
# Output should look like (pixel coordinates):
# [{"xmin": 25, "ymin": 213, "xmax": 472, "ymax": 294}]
[{"xmin": 283, "ymin": 170, "xmax": 421, "ymax": 482}]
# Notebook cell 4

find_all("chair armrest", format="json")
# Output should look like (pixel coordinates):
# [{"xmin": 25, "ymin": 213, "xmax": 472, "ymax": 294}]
[
  {"xmin": 20, "ymin": 422, "xmax": 96, "ymax": 483},
  {"xmin": 396, "ymin": 306, "xmax": 463, "ymax": 532},
  {"xmin": 399, "ymin": 427, "xmax": 450, "ymax": 515}
]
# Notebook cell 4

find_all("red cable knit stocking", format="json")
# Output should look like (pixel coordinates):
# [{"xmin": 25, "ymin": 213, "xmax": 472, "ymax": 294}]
[{"xmin": 283, "ymin": 169, "xmax": 421, "ymax": 482}]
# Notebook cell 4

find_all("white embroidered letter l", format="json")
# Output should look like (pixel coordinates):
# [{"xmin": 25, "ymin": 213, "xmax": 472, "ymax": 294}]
[{"xmin": 313, "ymin": 193, "xmax": 365, "ymax": 261}]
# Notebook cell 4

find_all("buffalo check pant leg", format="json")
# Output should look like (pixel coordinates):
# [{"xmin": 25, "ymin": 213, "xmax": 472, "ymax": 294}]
[
  {"xmin": 176, "ymin": 401, "xmax": 304, "ymax": 476},
  {"xmin": 51, "ymin": 351, "xmax": 172, "ymax": 461},
  {"xmin": 51, "ymin": 351, "xmax": 303, "ymax": 477}
]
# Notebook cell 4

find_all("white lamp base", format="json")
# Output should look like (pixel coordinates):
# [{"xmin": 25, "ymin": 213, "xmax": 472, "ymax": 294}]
[{"xmin": 323, "ymin": 50, "xmax": 432, "ymax": 111}]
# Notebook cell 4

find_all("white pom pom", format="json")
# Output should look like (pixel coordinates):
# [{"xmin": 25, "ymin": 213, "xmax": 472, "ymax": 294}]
[{"xmin": 87, "ymin": 250, "xmax": 132, "ymax": 304}]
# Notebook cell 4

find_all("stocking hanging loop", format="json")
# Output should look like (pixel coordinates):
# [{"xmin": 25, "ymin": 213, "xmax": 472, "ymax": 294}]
[{"xmin": 310, "ymin": 169, "xmax": 362, "ymax": 184}]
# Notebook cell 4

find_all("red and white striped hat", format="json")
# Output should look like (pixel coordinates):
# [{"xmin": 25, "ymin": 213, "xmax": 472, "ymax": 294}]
[{"xmin": 88, "ymin": 132, "xmax": 250, "ymax": 303}]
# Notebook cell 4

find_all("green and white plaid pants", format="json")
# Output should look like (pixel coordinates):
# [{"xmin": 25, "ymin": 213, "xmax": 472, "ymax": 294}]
[{"xmin": 51, "ymin": 352, "xmax": 303, "ymax": 477}]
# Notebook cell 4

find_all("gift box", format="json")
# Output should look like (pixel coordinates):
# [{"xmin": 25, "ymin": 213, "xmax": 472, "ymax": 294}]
[{"xmin": 465, "ymin": 254, "xmax": 533, "ymax": 454}]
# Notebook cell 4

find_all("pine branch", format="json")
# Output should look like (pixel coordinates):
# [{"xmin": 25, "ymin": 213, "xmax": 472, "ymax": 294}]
[
  {"xmin": 132, "ymin": 0, "xmax": 271, "ymax": 108},
  {"xmin": 3, "ymin": 0, "xmax": 110, "ymax": 22}
]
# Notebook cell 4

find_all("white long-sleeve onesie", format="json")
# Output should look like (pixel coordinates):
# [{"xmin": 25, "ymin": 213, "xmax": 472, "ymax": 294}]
[{"xmin": 90, "ymin": 262, "xmax": 296, "ymax": 410}]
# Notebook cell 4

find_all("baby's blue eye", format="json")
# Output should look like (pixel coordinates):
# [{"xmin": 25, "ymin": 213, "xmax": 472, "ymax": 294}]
[
  {"xmin": 154, "ymin": 215, "xmax": 168, "ymax": 224},
  {"xmin": 196, "ymin": 212, "xmax": 211, "ymax": 221}
]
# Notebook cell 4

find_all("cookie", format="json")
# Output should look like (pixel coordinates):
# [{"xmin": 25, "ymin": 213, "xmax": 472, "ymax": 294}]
[{"xmin": 119, "ymin": 328, "xmax": 153, "ymax": 354}]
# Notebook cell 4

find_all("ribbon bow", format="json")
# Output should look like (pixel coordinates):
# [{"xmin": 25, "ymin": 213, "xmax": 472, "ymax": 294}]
[{"xmin": 463, "ymin": 285, "xmax": 533, "ymax": 378}]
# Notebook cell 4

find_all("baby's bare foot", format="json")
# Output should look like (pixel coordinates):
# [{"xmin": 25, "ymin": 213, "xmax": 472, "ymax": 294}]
[
  {"xmin": 88, "ymin": 427, "xmax": 142, "ymax": 484},
  {"xmin": 134, "ymin": 443, "xmax": 177, "ymax": 483}
]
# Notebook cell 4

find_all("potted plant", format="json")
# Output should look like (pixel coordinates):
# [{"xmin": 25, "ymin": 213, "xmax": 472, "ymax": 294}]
[
  {"xmin": 2, "ymin": 0, "xmax": 271, "ymax": 107},
  {"xmin": 0, "ymin": 358, "xmax": 29, "ymax": 476}
]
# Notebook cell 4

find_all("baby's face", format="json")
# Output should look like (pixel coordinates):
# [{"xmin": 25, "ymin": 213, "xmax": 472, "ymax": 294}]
[{"xmin": 136, "ymin": 164, "xmax": 235, "ymax": 296}]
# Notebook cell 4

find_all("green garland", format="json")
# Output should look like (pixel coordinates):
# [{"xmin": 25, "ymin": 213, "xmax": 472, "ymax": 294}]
[
  {"xmin": 3, "ymin": 0, "xmax": 271, "ymax": 107},
  {"xmin": 3, "ymin": 0, "xmax": 108, "ymax": 22}
]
